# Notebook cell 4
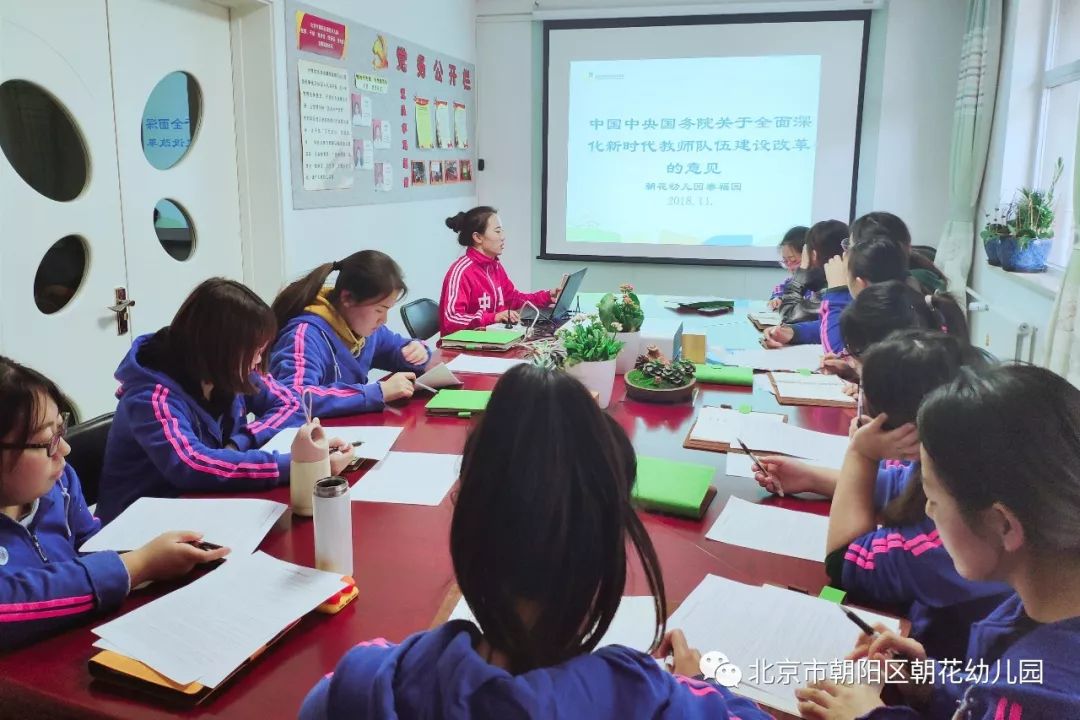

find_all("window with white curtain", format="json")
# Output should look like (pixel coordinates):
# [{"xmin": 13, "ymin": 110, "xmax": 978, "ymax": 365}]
[{"xmin": 1037, "ymin": 0, "xmax": 1080, "ymax": 266}]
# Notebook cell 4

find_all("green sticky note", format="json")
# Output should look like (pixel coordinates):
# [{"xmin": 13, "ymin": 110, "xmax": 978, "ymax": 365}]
[
  {"xmin": 632, "ymin": 456, "xmax": 715, "ymax": 519},
  {"xmin": 443, "ymin": 329, "xmax": 523, "ymax": 345},
  {"xmin": 694, "ymin": 364, "xmax": 753, "ymax": 386},
  {"xmin": 464, "ymin": 344, "xmax": 479, "ymax": 350},
  {"xmin": 426, "ymin": 389, "xmax": 492, "ymax": 413},
  {"xmin": 457, "ymin": 411, "xmax": 472, "ymax": 418},
  {"xmin": 738, "ymin": 404, "xmax": 753, "ymax": 415},
  {"xmin": 818, "ymin": 586, "xmax": 847, "ymax": 604}
]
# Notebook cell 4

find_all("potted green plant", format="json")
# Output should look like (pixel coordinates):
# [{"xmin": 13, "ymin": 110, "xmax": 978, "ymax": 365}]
[
  {"xmin": 1000, "ymin": 158, "xmax": 1064, "ymax": 273},
  {"xmin": 980, "ymin": 204, "xmax": 1012, "ymax": 267},
  {"xmin": 597, "ymin": 284, "xmax": 645, "ymax": 375},
  {"xmin": 625, "ymin": 345, "xmax": 698, "ymax": 404},
  {"xmin": 524, "ymin": 339, "xmax": 566, "ymax": 371},
  {"xmin": 557, "ymin": 314, "xmax": 624, "ymax": 408}
]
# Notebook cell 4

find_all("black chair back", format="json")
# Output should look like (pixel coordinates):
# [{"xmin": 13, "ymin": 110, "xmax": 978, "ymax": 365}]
[
  {"xmin": 65, "ymin": 413, "xmax": 114, "ymax": 506},
  {"xmin": 400, "ymin": 298, "xmax": 440, "ymax": 340}
]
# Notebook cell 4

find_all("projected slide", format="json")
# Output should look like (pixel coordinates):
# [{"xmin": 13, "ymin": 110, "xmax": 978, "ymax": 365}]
[{"xmin": 566, "ymin": 55, "xmax": 821, "ymax": 250}]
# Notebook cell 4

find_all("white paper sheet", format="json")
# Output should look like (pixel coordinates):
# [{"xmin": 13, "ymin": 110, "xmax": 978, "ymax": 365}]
[
  {"xmin": 667, "ymin": 575, "xmax": 900, "ymax": 715},
  {"xmin": 260, "ymin": 425, "xmax": 403, "ymax": 462},
  {"xmin": 719, "ymin": 344, "xmax": 825, "ymax": 372},
  {"xmin": 350, "ymin": 452, "xmax": 460, "ymax": 506},
  {"xmin": 298, "ymin": 60, "xmax": 353, "ymax": 191},
  {"xmin": 705, "ymin": 497, "xmax": 829, "ymax": 561},
  {"xmin": 725, "ymin": 452, "xmax": 842, "ymax": 479},
  {"xmin": 747, "ymin": 311, "xmax": 782, "ymax": 327},
  {"xmin": 688, "ymin": 406, "xmax": 786, "ymax": 447},
  {"xmin": 771, "ymin": 373, "xmax": 856, "ymax": 406},
  {"xmin": 734, "ymin": 421, "xmax": 850, "ymax": 467},
  {"xmin": 415, "ymin": 363, "xmax": 463, "ymax": 390},
  {"xmin": 92, "ymin": 552, "xmax": 346, "ymax": 687},
  {"xmin": 80, "ymin": 498, "xmax": 286, "ymax": 557},
  {"xmin": 445, "ymin": 355, "xmax": 526, "ymax": 375},
  {"xmin": 450, "ymin": 595, "xmax": 659, "ymax": 652}
]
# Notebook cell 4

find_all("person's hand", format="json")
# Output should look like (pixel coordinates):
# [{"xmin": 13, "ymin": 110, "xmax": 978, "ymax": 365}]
[
  {"xmin": 121, "ymin": 531, "xmax": 230, "ymax": 588},
  {"xmin": 763, "ymin": 325, "xmax": 794, "ymax": 348},
  {"xmin": 795, "ymin": 680, "xmax": 884, "ymax": 720},
  {"xmin": 549, "ymin": 287, "xmax": 562, "ymax": 305},
  {"xmin": 379, "ymin": 372, "xmax": 416, "ymax": 402},
  {"xmin": 800, "ymin": 243, "xmax": 811, "ymax": 270},
  {"xmin": 753, "ymin": 456, "xmax": 829, "ymax": 496},
  {"xmin": 850, "ymin": 414, "xmax": 920, "ymax": 461},
  {"xmin": 767, "ymin": 298, "xmax": 781, "ymax": 310},
  {"xmin": 401, "ymin": 340, "xmax": 428, "ymax": 365},
  {"xmin": 654, "ymin": 629, "xmax": 702, "ymax": 677},
  {"xmin": 494, "ymin": 309, "xmax": 520, "ymax": 324},
  {"xmin": 825, "ymin": 253, "xmax": 848, "ymax": 289},
  {"xmin": 841, "ymin": 381, "xmax": 859, "ymax": 397},
  {"xmin": 848, "ymin": 626, "xmax": 932, "ymax": 704},
  {"xmin": 328, "ymin": 439, "xmax": 356, "ymax": 475}
]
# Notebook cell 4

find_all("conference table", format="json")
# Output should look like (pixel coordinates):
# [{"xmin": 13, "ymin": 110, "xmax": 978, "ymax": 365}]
[{"xmin": 0, "ymin": 297, "xmax": 854, "ymax": 720}]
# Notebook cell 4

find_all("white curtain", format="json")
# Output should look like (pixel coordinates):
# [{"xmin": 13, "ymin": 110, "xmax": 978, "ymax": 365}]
[
  {"xmin": 1044, "ymin": 110, "xmax": 1080, "ymax": 383},
  {"xmin": 934, "ymin": 0, "xmax": 1004, "ymax": 295}
]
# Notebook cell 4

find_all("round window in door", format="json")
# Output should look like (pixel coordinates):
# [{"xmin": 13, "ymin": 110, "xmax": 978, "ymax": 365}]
[
  {"xmin": 153, "ymin": 199, "xmax": 196, "ymax": 261},
  {"xmin": 141, "ymin": 72, "xmax": 202, "ymax": 170},
  {"xmin": 0, "ymin": 80, "xmax": 89, "ymax": 202},
  {"xmin": 34, "ymin": 235, "xmax": 89, "ymax": 314}
]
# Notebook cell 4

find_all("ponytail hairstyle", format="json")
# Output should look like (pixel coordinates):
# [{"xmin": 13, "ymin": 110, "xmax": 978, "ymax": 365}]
[
  {"xmin": 806, "ymin": 219, "xmax": 848, "ymax": 268},
  {"xmin": 451, "ymin": 364, "xmax": 666, "ymax": 674},
  {"xmin": 271, "ymin": 250, "xmax": 407, "ymax": 328},
  {"xmin": 447, "ymin": 206, "xmax": 499, "ymax": 248},
  {"xmin": 847, "ymin": 234, "xmax": 909, "ymax": 286},
  {"xmin": 919, "ymin": 365, "xmax": 1080, "ymax": 554},
  {"xmin": 840, "ymin": 281, "xmax": 969, "ymax": 360},
  {"xmin": 169, "ymin": 278, "xmax": 277, "ymax": 396},
  {"xmin": 859, "ymin": 330, "xmax": 987, "ymax": 526},
  {"xmin": 0, "ymin": 357, "xmax": 72, "ymax": 472}
]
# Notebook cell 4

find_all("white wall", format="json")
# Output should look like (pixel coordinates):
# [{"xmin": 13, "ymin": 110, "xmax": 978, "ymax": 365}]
[
  {"xmin": 475, "ymin": 0, "xmax": 968, "ymax": 298},
  {"xmin": 272, "ymin": 0, "xmax": 477, "ymax": 331}
]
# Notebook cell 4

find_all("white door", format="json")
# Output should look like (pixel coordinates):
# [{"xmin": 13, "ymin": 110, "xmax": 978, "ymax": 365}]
[
  {"xmin": 107, "ymin": 0, "xmax": 245, "ymax": 336},
  {"xmin": 0, "ymin": 0, "xmax": 132, "ymax": 418}
]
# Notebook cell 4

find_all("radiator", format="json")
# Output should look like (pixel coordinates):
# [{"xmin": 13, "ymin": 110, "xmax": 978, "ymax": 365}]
[{"xmin": 966, "ymin": 287, "xmax": 1039, "ymax": 363}]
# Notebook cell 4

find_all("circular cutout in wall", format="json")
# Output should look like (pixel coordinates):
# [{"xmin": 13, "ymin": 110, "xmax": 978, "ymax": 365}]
[
  {"xmin": 141, "ymin": 71, "xmax": 202, "ymax": 170},
  {"xmin": 153, "ymin": 198, "xmax": 196, "ymax": 261},
  {"xmin": 0, "ymin": 80, "xmax": 89, "ymax": 202},
  {"xmin": 34, "ymin": 235, "xmax": 89, "ymax": 314}
]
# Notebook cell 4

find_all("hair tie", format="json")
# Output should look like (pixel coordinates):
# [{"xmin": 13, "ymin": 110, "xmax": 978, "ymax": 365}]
[{"xmin": 331, "ymin": 261, "xmax": 342, "ymax": 272}]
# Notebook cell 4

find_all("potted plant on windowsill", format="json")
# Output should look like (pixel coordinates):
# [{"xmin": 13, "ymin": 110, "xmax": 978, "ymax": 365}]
[
  {"xmin": 980, "ymin": 205, "xmax": 1011, "ymax": 267},
  {"xmin": 597, "ymin": 283, "xmax": 645, "ymax": 375},
  {"xmin": 625, "ymin": 345, "xmax": 698, "ymax": 404},
  {"xmin": 557, "ymin": 314, "xmax": 624, "ymax": 408},
  {"xmin": 999, "ymin": 158, "xmax": 1063, "ymax": 273}
]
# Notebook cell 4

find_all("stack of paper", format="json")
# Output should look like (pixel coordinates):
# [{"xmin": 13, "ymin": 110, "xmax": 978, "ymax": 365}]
[
  {"xmin": 450, "ymin": 595, "xmax": 659, "ymax": 652},
  {"xmin": 718, "ymin": 344, "xmax": 825, "ymax": 372},
  {"xmin": 80, "ymin": 498, "xmax": 286, "ymax": 558},
  {"xmin": 350, "ymin": 451, "xmax": 461, "ymax": 506},
  {"xmin": 705, "ymin": 497, "xmax": 829, "ymax": 561},
  {"xmin": 92, "ymin": 552, "xmax": 348, "ymax": 688},
  {"xmin": 445, "ymin": 355, "xmax": 526, "ymax": 375},
  {"xmin": 735, "ymin": 420, "xmax": 850, "ymax": 466},
  {"xmin": 770, "ymin": 372, "xmax": 856, "ymax": 407},
  {"xmin": 260, "ymin": 425, "xmax": 403, "ymax": 462},
  {"xmin": 667, "ymin": 574, "xmax": 900, "ymax": 715}
]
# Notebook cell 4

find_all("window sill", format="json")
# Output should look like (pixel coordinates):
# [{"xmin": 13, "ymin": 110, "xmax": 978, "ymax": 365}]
[{"xmin": 985, "ymin": 263, "xmax": 1064, "ymax": 300}]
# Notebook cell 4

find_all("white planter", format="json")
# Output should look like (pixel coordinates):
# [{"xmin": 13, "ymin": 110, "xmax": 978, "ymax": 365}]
[
  {"xmin": 614, "ymin": 331, "xmax": 641, "ymax": 375},
  {"xmin": 566, "ymin": 359, "xmax": 617, "ymax": 409}
]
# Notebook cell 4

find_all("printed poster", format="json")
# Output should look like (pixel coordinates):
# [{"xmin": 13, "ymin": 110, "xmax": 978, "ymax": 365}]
[
  {"xmin": 374, "ymin": 161, "xmax": 393, "ymax": 192},
  {"xmin": 410, "ymin": 160, "xmax": 427, "ymax": 185},
  {"xmin": 355, "ymin": 73, "xmax": 390, "ymax": 94},
  {"xmin": 460, "ymin": 159, "xmax": 473, "ymax": 182},
  {"xmin": 350, "ymin": 93, "xmax": 372, "ymax": 127},
  {"xmin": 414, "ymin": 98, "xmax": 434, "ymax": 150},
  {"xmin": 296, "ymin": 12, "xmax": 346, "ymax": 59},
  {"xmin": 444, "ymin": 160, "xmax": 459, "ymax": 183},
  {"xmin": 454, "ymin": 102, "xmax": 468, "ymax": 149},
  {"xmin": 429, "ymin": 160, "xmax": 443, "ymax": 184},
  {"xmin": 435, "ymin": 100, "xmax": 453, "ymax": 150},
  {"xmin": 353, "ymin": 139, "xmax": 373, "ymax": 170},
  {"xmin": 373, "ymin": 119, "xmax": 391, "ymax": 149},
  {"xmin": 298, "ymin": 59, "xmax": 353, "ymax": 190}
]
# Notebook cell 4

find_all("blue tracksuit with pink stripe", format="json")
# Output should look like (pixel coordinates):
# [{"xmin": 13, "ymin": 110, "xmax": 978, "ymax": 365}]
[
  {"xmin": 832, "ymin": 462, "xmax": 1010, "ymax": 661},
  {"xmin": 0, "ymin": 466, "xmax": 129, "ymax": 650},
  {"xmin": 269, "ymin": 314, "xmax": 427, "ymax": 418},
  {"xmin": 789, "ymin": 286, "xmax": 852, "ymax": 353},
  {"xmin": 300, "ymin": 621, "xmax": 772, "ymax": 720},
  {"xmin": 97, "ymin": 332, "xmax": 302, "ymax": 522}
]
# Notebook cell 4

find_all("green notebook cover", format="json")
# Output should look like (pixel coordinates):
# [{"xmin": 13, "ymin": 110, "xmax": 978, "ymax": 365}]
[
  {"xmin": 632, "ymin": 456, "xmax": 716, "ymax": 518},
  {"xmin": 442, "ymin": 329, "xmax": 523, "ymax": 345},
  {"xmin": 695, "ymin": 364, "xmax": 754, "ymax": 386},
  {"xmin": 426, "ymin": 389, "xmax": 492, "ymax": 412}
]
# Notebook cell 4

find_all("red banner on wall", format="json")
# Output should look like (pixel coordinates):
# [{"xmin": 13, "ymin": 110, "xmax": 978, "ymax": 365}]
[{"xmin": 296, "ymin": 12, "xmax": 347, "ymax": 59}]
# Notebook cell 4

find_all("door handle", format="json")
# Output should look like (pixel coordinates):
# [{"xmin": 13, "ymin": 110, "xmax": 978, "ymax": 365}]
[{"xmin": 108, "ymin": 288, "xmax": 135, "ymax": 336}]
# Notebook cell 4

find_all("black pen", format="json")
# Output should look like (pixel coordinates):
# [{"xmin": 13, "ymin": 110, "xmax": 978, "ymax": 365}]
[
  {"xmin": 736, "ymin": 437, "xmax": 783, "ymax": 497},
  {"xmin": 841, "ymin": 606, "xmax": 911, "ymax": 661}
]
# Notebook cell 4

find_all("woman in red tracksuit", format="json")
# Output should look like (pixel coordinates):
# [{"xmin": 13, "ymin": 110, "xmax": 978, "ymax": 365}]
[{"xmin": 439, "ymin": 206, "xmax": 559, "ymax": 335}]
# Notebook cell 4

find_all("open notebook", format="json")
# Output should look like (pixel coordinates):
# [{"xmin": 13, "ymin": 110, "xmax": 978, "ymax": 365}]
[{"xmin": 768, "ymin": 372, "xmax": 856, "ymax": 408}]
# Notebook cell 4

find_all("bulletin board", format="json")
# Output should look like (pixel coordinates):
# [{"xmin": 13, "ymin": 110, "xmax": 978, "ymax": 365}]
[{"xmin": 286, "ymin": 1, "xmax": 477, "ymax": 209}]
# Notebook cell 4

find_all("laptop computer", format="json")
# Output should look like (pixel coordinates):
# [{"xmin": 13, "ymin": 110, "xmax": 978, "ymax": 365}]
[{"xmin": 519, "ymin": 267, "xmax": 587, "ymax": 325}]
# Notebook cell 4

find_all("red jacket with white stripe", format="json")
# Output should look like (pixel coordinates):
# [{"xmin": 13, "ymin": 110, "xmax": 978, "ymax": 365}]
[
  {"xmin": 0, "ymin": 465, "xmax": 129, "ymax": 650},
  {"xmin": 97, "ymin": 332, "xmax": 303, "ymax": 523},
  {"xmin": 439, "ymin": 248, "xmax": 553, "ymax": 335}
]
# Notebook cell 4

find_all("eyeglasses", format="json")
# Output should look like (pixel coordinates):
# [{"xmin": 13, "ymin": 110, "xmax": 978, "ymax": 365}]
[
  {"xmin": 779, "ymin": 256, "xmax": 800, "ymax": 270},
  {"xmin": 0, "ymin": 413, "xmax": 70, "ymax": 457}
]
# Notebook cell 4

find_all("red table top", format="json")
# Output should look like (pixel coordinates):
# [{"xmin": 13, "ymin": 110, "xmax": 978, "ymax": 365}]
[{"xmin": 0, "ymin": 306, "xmax": 853, "ymax": 719}]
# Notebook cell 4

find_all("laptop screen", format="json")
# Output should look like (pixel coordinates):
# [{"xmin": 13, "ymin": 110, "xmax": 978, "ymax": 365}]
[{"xmin": 551, "ymin": 268, "xmax": 587, "ymax": 318}]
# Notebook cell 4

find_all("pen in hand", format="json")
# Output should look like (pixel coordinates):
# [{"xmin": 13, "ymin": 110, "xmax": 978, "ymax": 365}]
[
  {"xmin": 737, "ymin": 437, "xmax": 783, "ymax": 497},
  {"xmin": 841, "ymin": 606, "xmax": 912, "ymax": 661}
]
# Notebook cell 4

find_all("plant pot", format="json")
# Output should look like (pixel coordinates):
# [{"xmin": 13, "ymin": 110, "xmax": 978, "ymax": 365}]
[
  {"xmin": 614, "ymin": 331, "xmax": 640, "ymax": 374},
  {"xmin": 983, "ymin": 235, "xmax": 1003, "ymax": 266},
  {"xmin": 565, "ymin": 359, "xmax": 617, "ymax": 409},
  {"xmin": 625, "ymin": 372, "xmax": 696, "ymax": 404},
  {"xmin": 999, "ymin": 236, "xmax": 1050, "ymax": 273}
]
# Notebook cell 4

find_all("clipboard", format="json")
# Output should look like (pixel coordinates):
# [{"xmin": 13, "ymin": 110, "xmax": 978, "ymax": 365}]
[
  {"xmin": 747, "ymin": 311, "xmax": 782, "ymax": 331},
  {"xmin": 682, "ymin": 408, "xmax": 788, "ymax": 454},
  {"xmin": 768, "ymin": 372, "xmax": 857, "ymax": 409}
]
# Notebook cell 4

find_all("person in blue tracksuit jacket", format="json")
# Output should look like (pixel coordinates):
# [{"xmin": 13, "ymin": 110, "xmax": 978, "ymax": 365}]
[
  {"xmin": 796, "ymin": 365, "xmax": 1080, "ymax": 719},
  {"xmin": 270, "ymin": 250, "xmax": 430, "ymax": 418},
  {"xmin": 0, "ymin": 357, "xmax": 228, "ymax": 650},
  {"xmin": 824, "ymin": 331, "xmax": 1010, "ymax": 664},
  {"xmin": 98, "ymin": 279, "xmax": 352, "ymax": 522},
  {"xmin": 301, "ymin": 364, "xmax": 772, "ymax": 720}
]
